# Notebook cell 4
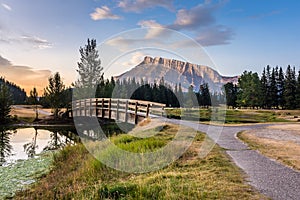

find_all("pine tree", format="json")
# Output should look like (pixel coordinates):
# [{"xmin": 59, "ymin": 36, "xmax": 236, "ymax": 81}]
[
  {"xmin": 224, "ymin": 82, "xmax": 237, "ymax": 108},
  {"xmin": 74, "ymin": 39, "xmax": 103, "ymax": 99},
  {"xmin": 277, "ymin": 67, "xmax": 285, "ymax": 108},
  {"xmin": 0, "ymin": 83, "xmax": 12, "ymax": 124},
  {"xmin": 269, "ymin": 68, "xmax": 278, "ymax": 108},
  {"xmin": 296, "ymin": 70, "xmax": 300, "ymax": 108},
  {"xmin": 283, "ymin": 65, "xmax": 297, "ymax": 109},
  {"xmin": 237, "ymin": 71, "xmax": 262, "ymax": 108},
  {"xmin": 29, "ymin": 87, "xmax": 39, "ymax": 120},
  {"xmin": 44, "ymin": 72, "xmax": 65, "ymax": 119},
  {"xmin": 260, "ymin": 67, "xmax": 268, "ymax": 108},
  {"xmin": 177, "ymin": 83, "xmax": 184, "ymax": 107}
]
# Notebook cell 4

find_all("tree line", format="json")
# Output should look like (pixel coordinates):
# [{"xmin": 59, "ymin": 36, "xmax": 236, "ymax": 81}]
[{"xmin": 224, "ymin": 65, "xmax": 300, "ymax": 109}]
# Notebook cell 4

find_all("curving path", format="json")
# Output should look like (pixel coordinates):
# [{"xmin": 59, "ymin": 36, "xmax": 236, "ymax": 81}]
[{"xmin": 165, "ymin": 118, "xmax": 300, "ymax": 200}]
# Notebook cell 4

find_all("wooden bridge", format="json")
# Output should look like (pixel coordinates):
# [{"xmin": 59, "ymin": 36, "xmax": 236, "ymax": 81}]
[{"xmin": 71, "ymin": 98, "xmax": 166, "ymax": 124}]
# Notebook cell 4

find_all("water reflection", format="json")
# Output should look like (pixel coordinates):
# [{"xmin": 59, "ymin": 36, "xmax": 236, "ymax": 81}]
[
  {"xmin": 0, "ymin": 126, "xmax": 78, "ymax": 165},
  {"xmin": 0, "ymin": 127, "xmax": 15, "ymax": 166}
]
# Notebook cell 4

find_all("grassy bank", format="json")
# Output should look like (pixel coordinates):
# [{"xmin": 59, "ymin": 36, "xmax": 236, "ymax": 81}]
[
  {"xmin": 15, "ymin": 124, "xmax": 266, "ymax": 199},
  {"xmin": 165, "ymin": 108, "xmax": 295, "ymax": 123}
]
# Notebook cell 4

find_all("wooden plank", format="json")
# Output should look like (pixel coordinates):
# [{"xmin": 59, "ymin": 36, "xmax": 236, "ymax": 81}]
[{"xmin": 116, "ymin": 99, "xmax": 120, "ymax": 120}]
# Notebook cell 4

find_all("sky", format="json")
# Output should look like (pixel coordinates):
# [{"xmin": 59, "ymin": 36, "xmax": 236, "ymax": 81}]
[{"xmin": 0, "ymin": 0, "xmax": 299, "ymax": 94}]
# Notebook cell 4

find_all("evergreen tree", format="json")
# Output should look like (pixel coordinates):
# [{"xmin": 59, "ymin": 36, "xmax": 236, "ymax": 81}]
[
  {"xmin": 0, "ymin": 83, "xmax": 12, "ymax": 124},
  {"xmin": 74, "ymin": 39, "xmax": 103, "ymax": 99},
  {"xmin": 283, "ymin": 65, "xmax": 297, "ymax": 109},
  {"xmin": 296, "ymin": 70, "xmax": 300, "ymax": 108},
  {"xmin": 224, "ymin": 82, "xmax": 237, "ymax": 108},
  {"xmin": 269, "ymin": 68, "xmax": 278, "ymax": 108},
  {"xmin": 237, "ymin": 71, "xmax": 262, "ymax": 108},
  {"xmin": 177, "ymin": 83, "xmax": 184, "ymax": 107},
  {"xmin": 186, "ymin": 85, "xmax": 195, "ymax": 107},
  {"xmin": 29, "ymin": 87, "xmax": 39, "ymax": 120},
  {"xmin": 260, "ymin": 67, "xmax": 268, "ymax": 108},
  {"xmin": 44, "ymin": 72, "xmax": 65, "ymax": 119},
  {"xmin": 277, "ymin": 67, "xmax": 285, "ymax": 108}
]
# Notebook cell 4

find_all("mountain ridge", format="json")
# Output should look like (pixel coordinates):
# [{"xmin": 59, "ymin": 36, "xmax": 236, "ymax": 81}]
[{"xmin": 116, "ymin": 56, "xmax": 238, "ymax": 92}]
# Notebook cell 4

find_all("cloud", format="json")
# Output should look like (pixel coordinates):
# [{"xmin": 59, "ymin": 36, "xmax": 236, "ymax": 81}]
[
  {"xmin": 20, "ymin": 35, "xmax": 52, "ymax": 49},
  {"xmin": 136, "ymin": 1, "xmax": 234, "ymax": 46},
  {"xmin": 121, "ymin": 51, "xmax": 145, "ymax": 68},
  {"xmin": 1, "ymin": 3, "xmax": 11, "ymax": 11},
  {"xmin": 195, "ymin": 26, "xmax": 233, "ymax": 46},
  {"xmin": 137, "ymin": 20, "xmax": 169, "ymax": 39},
  {"xmin": 0, "ymin": 55, "xmax": 11, "ymax": 66},
  {"xmin": 168, "ymin": 3, "xmax": 218, "ymax": 30},
  {"xmin": 90, "ymin": 6, "xmax": 122, "ymax": 20},
  {"xmin": 118, "ymin": 0, "xmax": 174, "ymax": 13},
  {"xmin": 0, "ymin": 55, "xmax": 52, "ymax": 93}
]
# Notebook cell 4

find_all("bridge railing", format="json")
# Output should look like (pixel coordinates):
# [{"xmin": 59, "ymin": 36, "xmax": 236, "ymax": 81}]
[{"xmin": 71, "ymin": 98, "xmax": 165, "ymax": 124}]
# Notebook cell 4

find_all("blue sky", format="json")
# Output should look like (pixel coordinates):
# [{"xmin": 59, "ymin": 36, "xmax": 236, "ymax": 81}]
[{"xmin": 0, "ymin": 0, "xmax": 299, "ymax": 92}]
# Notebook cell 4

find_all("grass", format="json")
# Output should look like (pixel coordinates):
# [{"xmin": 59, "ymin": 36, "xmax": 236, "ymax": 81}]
[
  {"xmin": 165, "ymin": 108, "xmax": 291, "ymax": 124},
  {"xmin": 238, "ymin": 129, "xmax": 300, "ymax": 171},
  {"xmin": 14, "ymin": 124, "xmax": 266, "ymax": 199}
]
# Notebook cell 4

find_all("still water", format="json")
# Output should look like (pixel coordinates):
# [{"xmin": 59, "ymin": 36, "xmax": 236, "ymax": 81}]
[{"xmin": 0, "ymin": 126, "xmax": 78, "ymax": 166}]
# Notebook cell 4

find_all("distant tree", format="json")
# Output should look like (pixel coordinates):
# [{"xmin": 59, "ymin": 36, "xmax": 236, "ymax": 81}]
[
  {"xmin": 237, "ymin": 71, "xmax": 262, "ymax": 108},
  {"xmin": 269, "ymin": 68, "xmax": 278, "ymax": 108},
  {"xmin": 29, "ymin": 87, "xmax": 39, "ymax": 120},
  {"xmin": 177, "ymin": 83, "xmax": 184, "ymax": 107},
  {"xmin": 296, "ymin": 70, "xmax": 300, "ymax": 108},
  {"xmin": 0, "ymin": 83, "xmax": 12, "ymax": 124},
  {"xmin": 260, "ymin": 67, "xmax": 268, "ymax": 108},
  {"xmin": 277, "ymin": 67, "xmax": 285, "ymax": 108},
  {"xmin": 74, "ymin": 39, "xmax": 103, "ymax": 99},
  {"xmin": 283, "ymin": 65, "xmax": 297, "ymax": 109},
  {"xmin": 224, "ymin": 82, "xmax": 237, "ymax": 108},
  {"xmin": 44, "ymin": 72, "xmax": 65, "ymax": 119},
  {"xmin": 186, "ymin": 85, "xmax": 196, "ymax": 107}
]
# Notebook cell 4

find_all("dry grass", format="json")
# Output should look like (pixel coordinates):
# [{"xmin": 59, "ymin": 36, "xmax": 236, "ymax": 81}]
[
  {"xmin": 10, "ymin": 106, "xmax": 52, "ymax": 119},
  {"xmin": 238, "ymin": 126, "xmax": 300, "ymax": 171}
]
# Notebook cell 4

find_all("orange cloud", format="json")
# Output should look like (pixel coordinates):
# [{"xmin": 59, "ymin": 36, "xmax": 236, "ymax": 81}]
[{"xmin": 0, "ymin": 55, "xmax": 52, "ymax": 95}]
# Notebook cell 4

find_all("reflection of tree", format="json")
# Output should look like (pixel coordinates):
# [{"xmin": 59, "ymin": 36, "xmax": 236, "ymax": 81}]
[
  {"xmin": 43, "ymin": 128, "xmax": 78, "ymax": 151},
  {"xmin": 23, "ymin": 128, "xmax": 38, "ymax": 158},
  {"xmin": 0, "ymin": 127, "xmax": 14, "ymax": 166}
]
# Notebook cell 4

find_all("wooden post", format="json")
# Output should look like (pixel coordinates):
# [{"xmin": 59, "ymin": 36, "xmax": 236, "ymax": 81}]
[
  {"xmin": 108, "ymin": 98, "xmax": 112, "ymax": 119},
  {"xmin": 84, "ymin": 99, "xmax": 87, "ymax": 116},
  {"xmin": 116, "ymin": 99, "xmax": 120, "ymax": 120},
  {"xmin": 146, "ymin": 103, "xmax": 150, "ymax": 118},
  {"xmin": 102, "ymin": 98, "xmax": 105, "ymax": 118},
  {"xmin": 134, "ymin": 101, "xmax": 138, "ymax": 124},
  {"xmin": 95, "ymin": 98, "xmax": 99, "ymax": 117},
  {"xmin": 89, "ymin": 98, "xmax": 92, "ymax": 116},
  {"xmin": 125, "ymin": 100, "xmax": 128, "ymax": 123}
]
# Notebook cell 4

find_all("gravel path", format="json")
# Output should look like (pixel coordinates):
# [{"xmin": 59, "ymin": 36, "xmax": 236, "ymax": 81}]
[{"xmin": 165, "ymin": 118, "xmax": 300, "ymax": 200}]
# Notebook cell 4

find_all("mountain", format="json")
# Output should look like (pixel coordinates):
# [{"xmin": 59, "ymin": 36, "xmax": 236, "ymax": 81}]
[{"xmin": 116, "ymin": 56, "xmax": 238, "ymax": 92}]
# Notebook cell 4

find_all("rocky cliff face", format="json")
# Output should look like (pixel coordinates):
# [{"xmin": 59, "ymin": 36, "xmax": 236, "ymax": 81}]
[{"xmin": 116, "ymin": 56, "xmax": 238, "ymax": 92}]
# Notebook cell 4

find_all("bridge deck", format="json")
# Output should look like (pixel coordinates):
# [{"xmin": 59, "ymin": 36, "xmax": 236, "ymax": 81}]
[{"xmin": 71, "ymin": 98, "xmax": 166, "ymax": 124}]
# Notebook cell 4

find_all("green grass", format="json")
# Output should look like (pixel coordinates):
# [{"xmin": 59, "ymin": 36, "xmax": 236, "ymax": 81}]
[
  {"xmin": 14, "ymin": 124, "xmax": 266, "ymax": 200},
  {"xmin": 165, "ymin": 108, "xmax": 289, "ymax": 124}
]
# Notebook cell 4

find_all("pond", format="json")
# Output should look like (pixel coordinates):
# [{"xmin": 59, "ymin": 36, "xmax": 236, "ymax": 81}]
[
  {"xmin": 0, "ymin": 126, "xmax": 79, "ymax": 166},
  {"xmin": 0, "ymin": 126, "xmax": 79, "ymax": 199}
]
